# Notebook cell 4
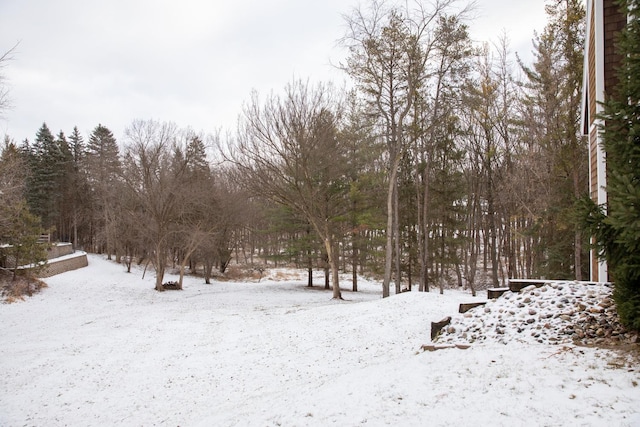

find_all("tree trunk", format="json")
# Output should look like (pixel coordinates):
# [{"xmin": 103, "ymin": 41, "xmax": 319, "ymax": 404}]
[
  {"xmin": 487, "ymin": 172, "xmax": 499, "ymax": 287},
  {"xmin": 466, "ymin": 199, "xmax": 480, "ymax": 297},
  {"xmin": 393, "ymin": 179, "xmax": 402, "ymax": 294},
  {"xmin": 352, "ymin": 236, "xmax": 358, "ymax": 292},
  {"xmin": 419, "ymin": 162, "xmax": 430, "ymax": 292},
  {"xmin": 455, "ymin": 262, "xmax": 462, "ymax": 288},
  {"xmin": 177, "ymin": 247, "xmax": 199, "ymax": 290},
  {"xmin": 383, "ymin": 177, "xmax": 395, "ymax": 297},
  {"xmin": 72, "ymin": 212, "xmax": 78, "ymax": 250},
  {"xmin": 573, "ymin": 169, "xmax": 583, "ymax": 281},
  {"xmin": 324, "ymin": 237, "xmax": 342, "ymax": 299},
  {"xmin": 383, "ymin": 154, "xmax": 401, "ymax": 298},
  {"xmin": 204, "ymin": 260, "xmax": 213, "ymax": 284},
  {"xmin": 154, "ymin": 244, "xmax": 166, "ymax": 291},
  {"xmin": 178, "ymin": 264, "xmax": 185, "ymax": 290},
  {"xmin": 323, "ymin": 250, "xmax": 330, "ymax": 290},
  {"xmin": 307, "ymin": 227, "xmax": 313, "ymax": 287},
  {"xmin": 155, "ymin": 265, "xmax": 165, "ymax": 291}
]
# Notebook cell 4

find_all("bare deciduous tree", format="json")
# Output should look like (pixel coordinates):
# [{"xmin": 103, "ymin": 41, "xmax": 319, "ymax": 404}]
[
  {"xmin": 226, "ymin": 80, "xmax": 348, "ymax": 299},
  {"xmin": 122, "ymin": 120, "xmax": 188, "ymax": 291}
]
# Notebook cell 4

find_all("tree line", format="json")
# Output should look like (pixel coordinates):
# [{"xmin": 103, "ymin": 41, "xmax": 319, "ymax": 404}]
[
  {"xmin": 226, "ymin": 0, "xmax": 590, "ymax": 299},
  {"xmin": 0, "ymin": 0, "xmax": 594, "ymax": 298}
]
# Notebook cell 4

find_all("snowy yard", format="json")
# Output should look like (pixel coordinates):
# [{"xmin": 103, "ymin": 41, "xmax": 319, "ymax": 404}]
[{"xmin": 1, "ymin": 254, "xmax": 639, "ymax": 426}]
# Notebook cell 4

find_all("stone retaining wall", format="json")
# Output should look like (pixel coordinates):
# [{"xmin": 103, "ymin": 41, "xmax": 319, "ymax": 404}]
[
  {"xmin": 2, "ymin": 243, "xmax": 76, "ymax": 267},
  {"xmin": 47, "ymin": 243, "xmax": 74, "ymax": 260},
  {"xmin": 38, "ymin": 252, "xmax": 89, "ymax": 278}
]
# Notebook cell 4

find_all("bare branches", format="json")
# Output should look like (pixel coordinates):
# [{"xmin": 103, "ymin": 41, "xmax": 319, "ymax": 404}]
[
  {"xmin": 0, "ymin": 42, "xmax": 19, "ymax": 117},
  {"xmin": 225, "ymin": 79, "xmax": 348, "ymax": 298}
]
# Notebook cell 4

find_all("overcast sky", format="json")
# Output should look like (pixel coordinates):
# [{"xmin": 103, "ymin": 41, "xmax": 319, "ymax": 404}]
[{"xmin": 0, "ymin": 0, "xmax": 548, "ymax": 146}]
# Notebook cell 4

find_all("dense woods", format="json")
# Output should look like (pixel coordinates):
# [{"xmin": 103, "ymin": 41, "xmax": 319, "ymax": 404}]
[{"xmin": 0, "ymin": 0, "xmax": 638, "ymax": 327}]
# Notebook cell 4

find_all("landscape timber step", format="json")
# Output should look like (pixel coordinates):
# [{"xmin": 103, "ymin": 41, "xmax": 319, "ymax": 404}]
[
  {"xmin": 509, "ymin": 279, "xmax": 611, "ymax": 293},
  {"xmin": 421, "ymin": 343, "xmax": 471, "ymax": 352},
  {"xmin": 487, "ymin": 287, "xmax": 510, "ymax": 299},
  {"xmin": 458, "ymin": 301, "xmax": 487, "ymax": 313},
  {"xmin": 430, "ymin": 316, "xmax": 451, "ymax": 340},
  {"xmin": 508, "ymin": 279, "xmax": 550, "ymax": 292}
]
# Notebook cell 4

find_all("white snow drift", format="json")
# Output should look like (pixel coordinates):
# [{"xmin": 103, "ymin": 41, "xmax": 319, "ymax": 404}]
[{"xmin": 1, "ymin": 254, "xmax": 639, "ymax": 426}]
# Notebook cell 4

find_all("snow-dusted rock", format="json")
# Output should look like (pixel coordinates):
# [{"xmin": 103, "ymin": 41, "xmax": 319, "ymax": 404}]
[{"xmin": 436, "ymin": 281, "xmax": 638, "ymax": 347}]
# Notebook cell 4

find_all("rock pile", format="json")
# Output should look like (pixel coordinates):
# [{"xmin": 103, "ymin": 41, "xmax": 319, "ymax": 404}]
[{"xmin": 436, "ymin": 281, "xmax": 639, "ymax": 347}]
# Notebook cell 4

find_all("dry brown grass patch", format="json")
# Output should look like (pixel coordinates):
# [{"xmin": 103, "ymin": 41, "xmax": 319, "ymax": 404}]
[
  {"xmin": 270, "ymin": 271, "xmax": 296, "ymax": 281},
  {"xmin": 215, "ymin": 266, "xmax": 302, "ymax": 282},
  {"xmin": 0, "ymin": 270, "xmax": 47, "ymax": 303},
  {"xmin": 217, "ymin": 266, "xmax": 264, "ymax": 282}
]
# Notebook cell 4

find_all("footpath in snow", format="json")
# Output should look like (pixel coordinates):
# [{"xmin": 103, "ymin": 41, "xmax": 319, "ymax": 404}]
[{"xmin": 0, "ymin": 254, "xmax": 639, "ymax": 426}]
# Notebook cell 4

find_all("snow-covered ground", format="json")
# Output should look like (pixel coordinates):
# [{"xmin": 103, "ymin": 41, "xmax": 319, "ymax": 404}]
[{"xmin": 1, "ymin": 254, "xmax": 639, "ymax": 426}]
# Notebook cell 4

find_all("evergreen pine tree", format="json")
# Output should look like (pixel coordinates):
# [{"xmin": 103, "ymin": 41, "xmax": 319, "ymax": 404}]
[
  {"xmin": 3, "ymin": 200, "xmax": 48, "ymax": 280},
  {"xmin": 67, "ymin": 126, "xmax": 90, "ymax": 248},
  {"xmin": 185, "ymin": 135, "xmax": 209, "ymax": 176},
  {"xmin": 86, "ymin": 124, "xmax": 120, "ymax": 186},
  {"xmin": 86, "ymin": 124, "xmax": 121, "ymax": 255},
  {"xmin": 1, "ymin": 137, "xmax": 48, "ymax": 277},
  {"xmin": 69, "ymin": 126, "xmax": 85, "ymax": 164},
  {"xmin": 54, "ymin": 131, "xmax": 74, "ymax": 241},
  {"xmin": 0, "ymin": 138, "xmax": 28, "ymax": 237},
  {"xmin": 25, "ymin": 123, "xmax": 60, "ymax": 230}
]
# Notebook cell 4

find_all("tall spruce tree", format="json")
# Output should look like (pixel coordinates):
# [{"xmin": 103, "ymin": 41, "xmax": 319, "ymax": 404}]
[
  {"xmin": 69, "ymin": 126, "xmax": 85, "ymax": 164},
  {"xmin": 54, "ymin": 130, "xmax": 74, "ymax": 242},
  {"xmin": 25, "ymin": 123, "xmax": 60, "ymax": 230},
  {"xmin": 185, "ymin": 135, "xmax": 209, "ymax": 176},
  {"xmin": 68, "ymin": 126, "xmax": 89, "ymax": 248},
  {"xmin": 586, "ymin": 0, "xmax": 640, "ymax": 330},
  {"xmin": 86, "ymin": 124, "xmax": 121, "ymax": 256}
]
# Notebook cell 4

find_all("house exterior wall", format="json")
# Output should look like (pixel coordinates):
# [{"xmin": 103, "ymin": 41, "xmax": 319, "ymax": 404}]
[
  {"xmin": 582, "ymin": 0, "xmax": 626, "ymax": 282},
  {"xmin": 603, "ymin": 0, "xmax": 626, "ymax": 93}
]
